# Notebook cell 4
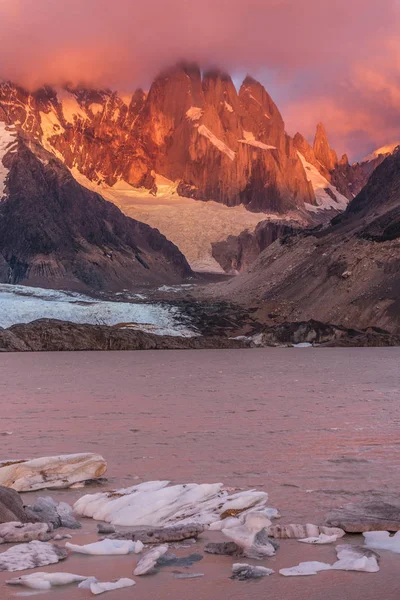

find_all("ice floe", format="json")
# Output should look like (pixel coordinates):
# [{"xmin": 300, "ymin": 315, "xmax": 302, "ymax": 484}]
[
  {"xmin": 133, "ymin": 545, "xmax": 169, "ymax": 575},
  {"xmin": 99, "ymin": 522, "xmax": 205, "ymax": 543},
  {"xmin": 0, "ymin": 541, "xmax": 67, "ymax": 572},
  {"xmin": 267, "ymin": 523, "xmax": 345, "ymax": 539},
  {"xmin": 221, "ymin": 511, "xmax": 277, "ymax": 558},
  {"xmin": 363, "ymin": 531, "xmax": 400, "ymax": 553},
  {"xmin": 0, "ymin": 522, "xmax": 52, "ymax": 544},
  {"xmin": 7, "ymin": 572, "xmax": 91, "ymax": 590},
  {"xmin": 0, "ymin": 453, "xmax": 106, "ymax": 492},
  {"xmin": 90, "ymin": 578, "xmax": 136, "ymax": 595},
  {"xmin": 231, "ymin": 563, "xmax": 274, "ymax": 580},
  {"xmin": 279, "ymin": 544, "xmax": 380, "ymax": 576},
  {"xmin": 298, "ymin": 533, "xmax": 340, "ymax": 544},
  {"xmin": 66, "ymin": 539, "xmax": 143, "ymax": 555},
  {"xmin": 73, "ymin": 481, "xmax": 268, "ymax": 527}
]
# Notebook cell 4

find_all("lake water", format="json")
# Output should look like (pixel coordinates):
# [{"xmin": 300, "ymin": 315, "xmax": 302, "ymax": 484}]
[{"xmin": 0, "ymin": 348, "xmax": 399, "ymax": 598}]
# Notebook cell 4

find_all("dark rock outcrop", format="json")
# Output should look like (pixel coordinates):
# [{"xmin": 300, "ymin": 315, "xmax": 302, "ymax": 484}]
[
  {"xmin": 212, "ymin": 220, "xmax": 302, "ymax": 273},
  {"xmin": 326, "ymin": 501, "xmax": 400, "ymax": 532},
  {"xmin": 0, "ymin": 486, "xmax": 39, "ymax": 524},
  {"xmin": 0, "ymin": 135, "xmax": 191, "ymax": 291}
]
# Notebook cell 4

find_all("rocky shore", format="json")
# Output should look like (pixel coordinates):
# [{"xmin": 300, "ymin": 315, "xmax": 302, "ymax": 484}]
[{"xmin": 1, "ymin": 318, "xmax": 399, "ymax": 352}]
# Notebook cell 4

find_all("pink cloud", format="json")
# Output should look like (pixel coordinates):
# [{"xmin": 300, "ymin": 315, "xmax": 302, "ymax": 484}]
[{"xmin": 0, "ymin": 0, "xmax": 397, "ymax": 159}]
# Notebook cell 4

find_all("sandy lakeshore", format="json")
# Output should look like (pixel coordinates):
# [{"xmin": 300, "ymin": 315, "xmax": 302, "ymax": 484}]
[{"xmin": 0, "ymin": 348, "xmax": 399, "ymax": 598}]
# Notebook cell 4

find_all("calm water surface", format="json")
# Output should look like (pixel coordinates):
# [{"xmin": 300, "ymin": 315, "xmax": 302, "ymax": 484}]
[{"xmin": 0, "ymin": 348, "xmax": 399, "ymax": 599}]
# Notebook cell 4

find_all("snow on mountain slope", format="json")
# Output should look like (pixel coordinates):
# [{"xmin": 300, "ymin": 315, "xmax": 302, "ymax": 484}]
[
  {"xmin": 0, "ymin": 123, "xmax": 17, "ymax": 198},
  {"xmin": 0, "ymin": 284, "xmax": 196, "ymax": 336},
  {"xmin": 361, "ymin": 142, "xmax": 400, "ymax": 163},
  {"xmin": 298, "ymin": 153, "xmax": 349, "ymax": 212},
  {"xmin": 72, "ymin": 170, "xmax": 270, "ymax": 273}
]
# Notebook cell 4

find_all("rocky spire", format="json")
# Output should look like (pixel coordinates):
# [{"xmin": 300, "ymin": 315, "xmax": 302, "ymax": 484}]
[{"xmin": 313, "ymin": 123, "xmax": 338, "ymax": 172}]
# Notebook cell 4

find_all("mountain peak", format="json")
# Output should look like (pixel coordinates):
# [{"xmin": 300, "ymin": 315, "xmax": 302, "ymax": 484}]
[{"xmin": 313, "ymin": 122, "xmax": 338, "ymax": 171}]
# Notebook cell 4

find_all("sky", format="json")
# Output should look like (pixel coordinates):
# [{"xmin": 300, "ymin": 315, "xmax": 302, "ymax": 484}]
[{"xmin": 0, "ymin": 0, "xmax": 398, "ymax": 160}]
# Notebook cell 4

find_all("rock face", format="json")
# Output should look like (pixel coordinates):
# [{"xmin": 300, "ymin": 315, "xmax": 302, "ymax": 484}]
[
  {"xmin": 0, "ymin": 133, "xmax": 191, "ymax": 291},
  {"xmin": 0, "ymin": 67, "xmax": 316, "ymax": 214},
  {"xmin": 212, "ymin": 150, "xmax": 400, "ymax": 333},
  {"xmin": 0, "ymin": 453, "xmax": 107, "ymax": 492},
  {"xmin": 313, "ymin": 123, "xmax": 338, "ymax": 172},
  {"xmin": 326, "ymin": 501, "xmax": 400, "ymax": 532},
  {"xmin": 212, "ymin": 220, "xmax": 302, "ymax": 273}
]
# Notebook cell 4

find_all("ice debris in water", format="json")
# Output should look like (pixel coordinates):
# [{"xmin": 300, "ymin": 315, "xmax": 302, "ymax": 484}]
[
  {"xmin": 73, "ymin": 480, "xmax": 268, "ymax": 527},
  {"xmin": 100, "ymin": 522, "xmax": 205, "ymax": 543},
  {"xmin": 298, "ymin": 533, "xmax": 340, "ymax": 544},
  {"xmin": 280, "ymin": 544, "xmax": 380, "ymax": 576},
  {"xmin": 268, "ymin": 523, "xmax": 345, "ymax": 539},
  {"xmin": 134, "ymin": 545, "xmax": 169, "ymax": 575},
  {"xmin": 66, "ymin": 539, "xmax": 143, "ymax": 555},
  {"xmin": 0, "ymin": 453, "xmax": 106, "ymax": 492},
  {"xmin": 174, "ymin": 572, "xmax": 204, "ymax": 579},
  {"xmin": 0, "ymin": 522, "xmax": 52, "ymax": 544},
  {"xmin": 0, "ymin": 541, "xmax": 67, "ymax": 572},
  {"xmin": 7, "ymin": 572, "xmax": 91, "ymax": 590},
  {"xmin": 90, "ymin": 578, "xmax": 136, "ymax": 595},
  {"xmin": 231, "ymin": 563, "xmax": 274, "ymax": 580},
  {"xmin": 363, "ymin": 531, "xmax": 400, "ymax": 553},
  {"xmin": 221, "ymin": 511, "xmax": 277, "ymax": 559}
]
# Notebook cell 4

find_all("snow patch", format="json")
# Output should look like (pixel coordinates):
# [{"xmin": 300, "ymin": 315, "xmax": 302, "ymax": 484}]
[
  {"xmin": 224, "ymin": 102, "xmax": 234, "ymax": 113},
  {"xmin": 0, "ymin": 122, "xmax": 18, "ymax": 198},
  {"xmin": 198, "ymin": 125, "xmax": 235, "ymax": 161},
  {"xmin": 240, "ymin": 131, "xmax": 276, "ymax": 151},
  {"xmin": 56, "ymin": 89, "xmax": 87, "ymax": 123},
  {"xmin": 89, "ymin": 103, "xmax": 103, "ymax": 116},
  {"xmin": 298, "ymin": 153, "xmax": 349, "ymax": 212},
  {"xmin": 361, "ymin": 142, "xmax": 400, "ymax": 163},
  {"xmin": 186, "ymin": 107, "xmax": 203, "ymax": 121},
  {"xmin": 0, "ymin": 284, "xmax": 197, "ymax": 337}
]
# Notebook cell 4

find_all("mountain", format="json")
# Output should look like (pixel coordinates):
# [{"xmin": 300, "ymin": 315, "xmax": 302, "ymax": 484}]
[
  {"xmin": 0, "ymin": 124, "xmax": 191, "ymax": 291},
  {"xmin": 210, "ymin": 150, "xmax": 400, "ymax": 333},
  {"xmin": 1, "ymin": 65, "xmax": 328, "ymax": 215}
]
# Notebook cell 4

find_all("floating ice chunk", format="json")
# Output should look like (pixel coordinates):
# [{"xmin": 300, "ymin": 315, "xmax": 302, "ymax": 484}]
[
  {"xmin": 231, "ymin": 563, "xmax": 274, "ymax": 580},
  {"xmin": 102, "ymin": 523, "xmax": 204, "ymax": 543},
  {"xmin": 90, "ymin": 578, "xmax": 135, "ymax": 595},
  {"xmin": 66, "ymin": 539, "xmax": 143, "ymax": 555},
  {"xmin": 0, "ymin": 541, "xmax": 67, "ymax": 572},
  {"xmin": 133, "ymin": 545, "xmax": 169, "ymax": 575},
  {"xmin": 280, "ymin": 545, "xmax": 380, "ymax": 577},
  {"xmin": 78, "ymin": 576, "xmax": 99, "ymax": 589},
  {"xmin": 363, "ymin": 531, "xmax": 400, "ymax": 553},
  {"xmin": 298, "ymin": 534, "xmax": 339, "ymax": 544},
  {"xmin": 174, "ymin": 572, "xmax": 204, "ymax": 579},
  {"xmin": 74, "ymin": 481, "xmax": 268, "ymax": 527},
  {"xmin": 222, "ymin": 512, "xmax": 276, "ymax": 559},
  {"xmin": 0, "ymin": 522, "xmax": 52, "ymax": 544},
  {"xmin": 268, "ymin": 524, "xmax": 345, "ymax": 539},
  {"xmin": 7, "ymin": 572, "xmax": 91, "ymax": 589},
  {"xmin": 280, "ymin": 561, "xmax": 332, "ymax": 576},
  {"xmin": 331, "ymin": 544, "xmax": 380, "ymax": 572},
  {"xmin": 0, "ymin": 453, "xmax": 106, "ymax": 492}
]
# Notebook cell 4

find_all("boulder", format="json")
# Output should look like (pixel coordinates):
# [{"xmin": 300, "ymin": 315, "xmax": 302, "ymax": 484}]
[
  {"xmin": 0, "ymin": 486, "xmax": 38, "ymax": 524},
  {"xmin": 27, "ymin": 497, "xmax": 81, "ymax": 529},
  {"xmin": 326, "ymin": 501, "xmax": 400, "ymax": 532}
]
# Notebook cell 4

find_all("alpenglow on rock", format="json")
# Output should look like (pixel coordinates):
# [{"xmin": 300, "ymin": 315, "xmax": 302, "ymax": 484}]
[{"xmin": 0, "ymin": 453, "xmax": 107, "ymax": 492}]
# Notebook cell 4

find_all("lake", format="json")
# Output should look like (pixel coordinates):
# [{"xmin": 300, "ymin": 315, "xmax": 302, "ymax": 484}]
[{"xmin": 0, "ymin": 348, "xmax": 399, "ymax": 598}]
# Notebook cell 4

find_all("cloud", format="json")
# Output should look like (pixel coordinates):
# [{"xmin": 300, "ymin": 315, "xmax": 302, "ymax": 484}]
[{"xmin": 0, "ymin": 0, "xmax": 397, "ymax": 158}]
